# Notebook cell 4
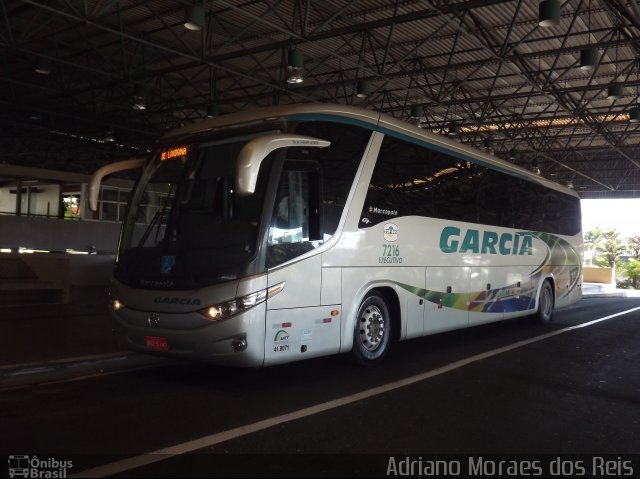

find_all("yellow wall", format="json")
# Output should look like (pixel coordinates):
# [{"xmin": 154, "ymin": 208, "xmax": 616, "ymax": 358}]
[{"xmin": 583, "ymin": 266, "xmax": 615, "ymax": 285}]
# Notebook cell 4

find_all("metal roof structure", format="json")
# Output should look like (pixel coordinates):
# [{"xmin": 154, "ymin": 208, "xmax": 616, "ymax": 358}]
[{"xmin": 2, "ymin": 0, "xmax": 640, "ymax": 198}]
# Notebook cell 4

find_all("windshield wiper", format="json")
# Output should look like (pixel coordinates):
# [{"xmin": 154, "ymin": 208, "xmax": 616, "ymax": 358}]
[{"xmin": 136, "ymin": 184, "xmax": 176, "ymax": 248}]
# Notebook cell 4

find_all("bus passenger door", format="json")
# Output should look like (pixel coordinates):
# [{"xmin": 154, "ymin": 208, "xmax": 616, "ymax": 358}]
[
  {"xmin": 423, "ymin": 267, "xmax": 469, "ymax": 334},
  {"xmin": 264, "ymin": 161, "xmax": 341, "ymax": 365}
]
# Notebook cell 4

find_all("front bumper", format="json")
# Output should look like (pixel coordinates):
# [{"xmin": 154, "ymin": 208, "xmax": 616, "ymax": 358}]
[{"xmin": 109, "ymin": 303, "xmax": 267, "ymax": 367}]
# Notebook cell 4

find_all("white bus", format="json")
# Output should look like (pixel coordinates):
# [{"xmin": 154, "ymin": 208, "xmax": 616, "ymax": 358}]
[{"xmin": 105, "ymin": 104, "xmax": 582, "ymax": 366}]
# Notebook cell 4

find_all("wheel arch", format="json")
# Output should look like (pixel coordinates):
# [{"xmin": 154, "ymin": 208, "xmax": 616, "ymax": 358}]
[
  {"xmin": 536, "ymin": 275, "xmax": 556, "ymax": 309},
  {"xmin": 534, "ymin": 275, "xmax": 556, "ymax": 323},
  {"xmin": 340, "ymin": 282, "xmax": 403, "ymax": 353},
  {"xmin": 374, "ymin": 286, "xmax": 401, "ymax": 343}
]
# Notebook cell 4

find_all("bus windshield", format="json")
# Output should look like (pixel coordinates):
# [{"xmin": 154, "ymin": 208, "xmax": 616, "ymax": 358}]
[{"xmin": 116, "ymin": 135, "xmax": 273, "ymax": 289}]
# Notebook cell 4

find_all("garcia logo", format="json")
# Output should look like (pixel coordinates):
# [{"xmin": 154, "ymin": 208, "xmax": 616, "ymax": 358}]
[
  {"xmin": 154, "ymin": 297, "xmax": 201, "ymax": 306},
  {"xmin": 383, "ymin": 223, "xmax": 398, "ymax": 242},
  {"xmin": 440, "ymin": 226, "xmax": 533, "ymax": 255}
]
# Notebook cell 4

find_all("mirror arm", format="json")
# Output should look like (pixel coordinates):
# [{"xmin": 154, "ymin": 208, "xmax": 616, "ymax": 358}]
[
  {"xmin": 89, "ymin": 158, "xmax": 144, "ymax": 211},
  {"xmin": 236, "ymin": 134, "xmax": 330, "ymax": 196}
]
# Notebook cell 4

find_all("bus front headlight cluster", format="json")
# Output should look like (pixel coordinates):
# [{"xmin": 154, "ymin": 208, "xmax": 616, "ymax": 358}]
[{"xmin": 199, "ymin": 282, "xmax": 285, "ymax": 322}]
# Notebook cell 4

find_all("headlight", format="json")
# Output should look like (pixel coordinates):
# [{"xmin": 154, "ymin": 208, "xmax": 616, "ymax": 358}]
[
  {"xmin": 199, "ymin": 282, "xmax": 284, "ymax": 322},
  {"xmin": 111, "ymin": 299, "xmax": 124, "ymax": 311}
]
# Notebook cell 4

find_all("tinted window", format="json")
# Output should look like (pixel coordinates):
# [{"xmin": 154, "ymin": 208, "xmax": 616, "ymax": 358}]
[
  {"xmin": 292, "ymin": 121, "xmax": 373, "ymax": 239},
  {"xmin": 361, "ymin": 135, "xmax": 477, "ymax": 226},
  {"xmin": 361, "ymin": 134, "xmax": 581, "ymax": 236}
]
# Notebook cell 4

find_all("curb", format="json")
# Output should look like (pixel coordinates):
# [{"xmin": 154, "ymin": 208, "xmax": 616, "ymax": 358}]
[{"xmin": 0, "ymin": 353, "xmax": 173, "ymax": 390}]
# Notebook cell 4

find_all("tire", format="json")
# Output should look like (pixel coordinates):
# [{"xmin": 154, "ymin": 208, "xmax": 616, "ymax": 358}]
[
  {"xmin": 352, "ymin": 293, "xmax": 392, "ymax": 365},
  {"xmin": 535, "ymin": 280, "xmax": 554, "ymax": 323}
]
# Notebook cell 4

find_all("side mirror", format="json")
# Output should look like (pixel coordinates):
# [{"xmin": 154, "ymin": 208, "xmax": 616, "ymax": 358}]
[
  {"xmin": 89, "ymin": 158, "xmax": 144, "ymax": 211},
  {"xmin": 235, "ymin": 134, "xmax": 330, "ymax": 196}
]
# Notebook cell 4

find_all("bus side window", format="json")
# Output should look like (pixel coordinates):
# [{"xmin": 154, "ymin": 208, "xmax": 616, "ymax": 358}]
[{"xmin": 267, "ymin": 161, "xmax": 321, "ymax": 268}]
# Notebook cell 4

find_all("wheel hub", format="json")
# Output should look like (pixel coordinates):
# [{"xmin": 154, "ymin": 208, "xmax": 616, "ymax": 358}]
[{"xmin": 359, "ymin": 305, "xmax": 385, "ymax": 352}]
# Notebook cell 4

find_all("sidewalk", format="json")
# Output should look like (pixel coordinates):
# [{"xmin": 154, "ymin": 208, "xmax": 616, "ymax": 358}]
[
  {"xmin": 0, "ymin": 285, "xmax": 175, "ymax": 389},
  {"xmin": 582, "ymin": 282, "xmax": 640, "ymax": 298},
  {"xmin": 0, "ymin": 285, "xmax": 121, "ymax": 367}
]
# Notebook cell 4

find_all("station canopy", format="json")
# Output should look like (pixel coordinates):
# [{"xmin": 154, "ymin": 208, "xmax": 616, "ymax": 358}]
[{"xmin": 2, "ymin": 0, "xmax": 640, "ymax": 198}]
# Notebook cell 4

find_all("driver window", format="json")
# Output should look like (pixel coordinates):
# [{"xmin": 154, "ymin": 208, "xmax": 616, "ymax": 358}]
[
  {"xmin": 267, "ymin": 162, "xmax": 320, "ymax": 268},
  {"xmin": 272, "ymin": 171, "xmax": 309, "ymax": 243}
]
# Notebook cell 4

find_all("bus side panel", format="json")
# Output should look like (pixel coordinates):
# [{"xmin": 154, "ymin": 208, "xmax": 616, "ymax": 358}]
[
  {"xmin": 267, "ymin": 255, "xmax": 322, "ymax": 309},
  {"xmin": 264, "ymin": 306, "xmax": 341, "ymax": 365},
  {"xmin": 553, "ymin": 264, "xmax": 583, "ymax": 309},
  {"xmin": 468, "ymin": 266, "xmax": 505, "ymax": 326},
  {"xmin": 529, "ymin": 232, "xmax": 583, "ymax": 311},
  {"xmin": 265, "ymin": 254, "xmax": 343, "ymax": 365},
  {"xmin": 502, "ymin": 266, "xmax": 536, "ymax": 320},
  {"xmin": 423, "ymin": 266, "xmax": 469, "ymax": 334},
  {"xmin": 321, "ymin": 266, "xmax": 341, "ymax": 305}
]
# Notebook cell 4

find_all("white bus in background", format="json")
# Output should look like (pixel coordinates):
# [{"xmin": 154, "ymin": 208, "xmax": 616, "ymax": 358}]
[{"xmin": 103, "ymin": 104, "xmax": 582, "ymax": 366}]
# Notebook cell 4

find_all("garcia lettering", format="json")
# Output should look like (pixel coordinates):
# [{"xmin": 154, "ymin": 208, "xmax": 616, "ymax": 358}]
[
  {"xmin": 154, "ymin": 297, "xmax": 202, "ymax": 306},
  {"xmin": 440, "ymin": 226, "xmax": 532, "ymax": 255}
]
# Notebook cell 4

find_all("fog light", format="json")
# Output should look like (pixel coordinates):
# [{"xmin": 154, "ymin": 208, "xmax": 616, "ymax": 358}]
[
  {"xmin": 231, "ymin": 334, "xmax": 247, "ymax": 352},
  {"xmin": 112, "ymin": 299, "xmax": 124, "ymax": 311}
]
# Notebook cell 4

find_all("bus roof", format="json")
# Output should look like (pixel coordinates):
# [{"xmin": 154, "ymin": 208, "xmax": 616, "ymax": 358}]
[{"xmin": 161, "ymin": 103, "xmax": 579, "ymax": 199}]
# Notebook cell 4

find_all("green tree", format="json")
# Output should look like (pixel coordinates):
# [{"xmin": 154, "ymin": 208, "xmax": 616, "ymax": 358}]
[
  {"xmin": 627, "ymin": 236, "xmax": 640, "ymax": 259},
  {"xmin": 590, "ymin": 229, "xmax": 625, "ymax": 267},
  {"xmin": 584, "ymin": 227, "xmax": 603, "ymax": 243},
  {"xmin": 619, "ymin": 258, "xmax": 640, "ymax": 289}
]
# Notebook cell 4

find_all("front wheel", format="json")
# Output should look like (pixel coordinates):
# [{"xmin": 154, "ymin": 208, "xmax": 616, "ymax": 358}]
[
  {"xmin": 535, "ymin": 280, "xmax": 554, "ymax": 323},
  {"xmin": 352, "ymin": 293, "xmax": 392, "ymax": 365}
]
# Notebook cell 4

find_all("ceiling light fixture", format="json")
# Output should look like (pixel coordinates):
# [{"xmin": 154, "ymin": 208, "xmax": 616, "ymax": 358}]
[
  {"xmin": 104, "ymin": 128, "xmax": 115, "ymax": 143},
  {"xmin": 286, "ymin": 49, "xmax": 304, "ymax": 84},
  {"xmin": 356, "ymin": 80, "xmax": 373, "ymax": 98},
  {"xmin": 580, "ymin": 1, "xmax": 598, "ymax": 71},
  {"xmin": 206, "ymin": 103, "xmax": 220, "ymax": 118},
  {"xmin": 184, "ymin": 4, "xmax": 205, "ymax": 31},
  {"xmin": 580, "ymin": 47, "xmax": 598, "ymax": 71},
  {"xmin": 539, "ymin": 0, "xmax": 560, "ymax": 28},
  {"xmin": 132, "ymin": 84, "xmax": 146, "ymax": 111},
  {"xmin": 448, "ymin": 122, "xmax": 460, "ymax": 136},
  {"xmin": 531, "ymin": 158, "xmax": 542, "ymax": 175},
  {"xmin": 607, "ymin": 84, "xmax": 623, "ymax": 101},
  {"xmin": 630, "ymin": 63, "xmax": 640, "ymax": 122},
  {"xmin": 607, "ymin": 37, "xmax": 623, "ymax": 100},
  {"xmin": 35, "ymin": 58, "xmax": 52, "ymax": 75},
  {"xmin": 410, "ymin": 104, "xmax": 424, "ymax": 119}
]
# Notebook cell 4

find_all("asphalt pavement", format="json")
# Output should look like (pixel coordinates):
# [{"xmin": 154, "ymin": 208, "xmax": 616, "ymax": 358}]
[{"xmin": 0, "ymin": 283, "xmax": 637, "ymax": 390}]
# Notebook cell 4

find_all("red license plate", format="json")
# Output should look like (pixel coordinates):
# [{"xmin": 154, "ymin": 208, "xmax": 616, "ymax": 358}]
[{"xmin": 144, "ymin": 335, "xmax": 169, "ymax": 351}]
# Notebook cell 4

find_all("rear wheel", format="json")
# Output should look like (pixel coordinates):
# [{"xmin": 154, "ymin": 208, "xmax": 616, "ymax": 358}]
[
  {"xmin": 352, "ymin": 293, "xmax": 391, "ymax": 365},
  {"xmin": 535, "ymin": 280, "xmax": 554, "ymax": 323}
]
